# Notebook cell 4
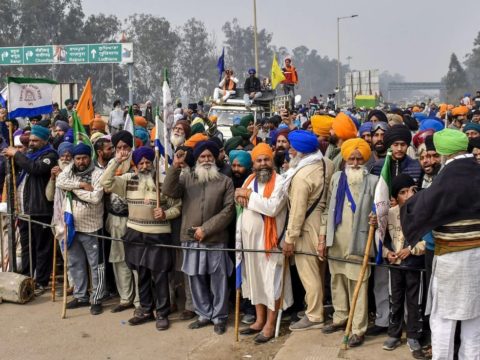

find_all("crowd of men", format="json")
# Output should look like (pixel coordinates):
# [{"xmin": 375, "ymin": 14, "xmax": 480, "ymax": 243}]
[{"xmin": 1, "ymin": 85, "xmax": 480, "ymax": 360}]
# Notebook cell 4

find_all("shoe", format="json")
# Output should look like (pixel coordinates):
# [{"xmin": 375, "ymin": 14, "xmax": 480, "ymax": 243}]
[
  {"xmin": 322, "ymin": 322, "xmax": 347, "ymax": 334},
  {"xmin": 90, "ymin": 304, "xmax": 103, "ymax": 316},
  {"xmin": 366, "ymin": 325, "xmax": 388, "ymax": 336},
  {"xmin": 188, "ymin": 319, "xmax": 211, "ymax": 329},
  {"xmin": 383, "ymin": 337, "xmax": 401, "ymax": 351},
  {"xmin": 156, "ymin": 314, "xmax": 170, "ymax": 331},
  {"xmin": 111, "ymin": 303, "xmax": 133, "ymax": 313},
  {"xmin": 239, "ymin": 327, "xmax": 261, "ymax": 336},
  {"xmin": 214, "ymin": 322, "xmax": 227, "ymax": 335},
  {"xmin": 241, "ymin": 314, "xmax": 256, "ymax": 325},
  {"xmin": 407, "ymin": 338, "xmax": 422, "ymax": 352},
  {"xmin": 348, "ymin": 334, "xmax": 365, "ymax": 347},
  {"xmin": 179, "ymin": 310, "xmax": 196, "ymax": 321},
  {"xmin": 254, "ymin": 332, "xmax": 274, "ymax": 344},
  {"xmin": 66, "ymin": 298, "xmax": 90, "ymax": 309},
  {"xmin": 34, "ymin": 285, "xmax": 47, "ymax": 297},
  {"xmin": 412, "ymin": 349, "xmax": 427, "ymax": 359},
  {"xmin": 288, "ymin": 316, "xmax": 324, "ymax": 332},
  {"xmin": 128, "ymin": 309, "xmax": 154, "ymax": 326}
]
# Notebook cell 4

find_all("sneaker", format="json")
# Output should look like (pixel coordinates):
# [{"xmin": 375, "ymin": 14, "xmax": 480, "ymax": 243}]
[
  {"xmin": 383, "ymin": 337, "xmax": 401, "ymax": 351},
  {"xmin": 128, "ymin": 309, "xmax": 154, "ymax": 326},
  {"xmin": 241, "ymin": 314, "xmax": 256, "ymax": 325},
  {"xmin": 90, "ymin": 303, "xmax": 103, "ymax": 316},
  {"xmin": 288, "ymin": 316, "xmax": 324, "ymax": 332},
  {"xmin": 407, "ymin": 338, "xmax": 422, "ymax": 352},
  {"xmin": 34, "ymin": 285, "xmax": 47, "ymax": 297},
  {"xmin": 366, "ymin": 325, "xmax": 388, "ymax": 336},
  {"xmin": 66, "ymin": 298, "xmax": 90, "ymax": 309}
]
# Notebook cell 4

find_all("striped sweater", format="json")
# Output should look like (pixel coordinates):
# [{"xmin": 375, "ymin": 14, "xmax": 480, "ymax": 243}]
[{"xmin": 433, "ymin": 219, "xmax": 480, "ymax": 256}]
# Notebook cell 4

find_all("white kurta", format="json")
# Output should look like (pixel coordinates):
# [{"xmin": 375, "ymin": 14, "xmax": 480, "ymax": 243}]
[{"xmin": 240, "ymin": 175, "xmax": 293, "ymax": 311}]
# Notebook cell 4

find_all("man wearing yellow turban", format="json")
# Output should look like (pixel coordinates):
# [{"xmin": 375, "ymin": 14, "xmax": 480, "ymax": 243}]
[
  {"xmin": 311, "ymin": 115, "xmax": 334, "ymax": 140},
  {"xmin": 319, "ymin": 137, "xmax": 378, "ymax": 347}
]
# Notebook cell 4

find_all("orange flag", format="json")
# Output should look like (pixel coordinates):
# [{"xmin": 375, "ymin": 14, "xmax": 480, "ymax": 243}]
[{"xmin": 76, "ymin": 78, "xmax": 94, "ymax": 126}]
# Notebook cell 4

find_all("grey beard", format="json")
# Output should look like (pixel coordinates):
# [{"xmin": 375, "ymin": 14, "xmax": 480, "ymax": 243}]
[
  {"xmin": 194, "ymin": 162, "xmax": 220, "ymax": 183},
  {"xmin": 289, "ymin": 153, "xmax": 304, "ymax": 169},
  {"xmin": 255, "ymin": 168, "xmax": 273, "ymax": 183},
  {"xmin": 345, "ymin": 165, "xmax": 365, "ymax": 186},
  {"xmin": 59, "ymin": 160, "xmax": 72, "ymax": 170},
  {"xmin": 137, "ymin": 172, "xmax": 156, "ymax": 193},
  {"xmin": 170, "ymin": 134, "xmax": 185, "ymax": 147}
]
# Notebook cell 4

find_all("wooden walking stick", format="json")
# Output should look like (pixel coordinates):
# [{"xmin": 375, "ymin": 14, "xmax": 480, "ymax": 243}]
[
  {"xmin": 339, "ymin": 222, "xmax": 376, "ymax": 354},
  {"xmin": 51, "ymin": 236, "xmax": 57, "ymax": 302},
  {"xmin": 61, "ymin": 230, "xmax": 68, "ymax": 319},
  {"xmin": 275, "ymin": 255, "xmax": 288, "ymax": 338},
  {"xmin": 234, "ymin": 287, "xmax": 241, "ymax": 342}
]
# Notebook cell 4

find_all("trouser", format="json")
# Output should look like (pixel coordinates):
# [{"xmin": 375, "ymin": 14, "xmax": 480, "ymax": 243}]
[
  {"xmin": 423, "ymin": 249, "xmax": 435, "ymax": 338},
  {"xmin": 68, "ymin": 232, "xmax": 102, "ymax": 305},
  {"xmin": 388, "ymin": 267, "xmax": 424, "ymax": 339},
  {"xmin": 136, "ymin": 265, "xmax": 170, "ymax": 316},
  {"xmin": 243, "ymin": 92, "xmax": 262, "ymax": 107},
  {"xmin": 430, "ymin": 275, "xmax": 480, "ymax": 360},
  {"xmin": 183, "ymin": 273, "xmax": 194, "ymax": 312},
  {"xmin": 213, "ymin": 88, "xmax": 236, "ymax": 102},
  {"xmin": 19, "ymin": 216, "xmax": 53, "ymax": 286},
  {"xmin": 283, "ymin": 83, "xmax": 295, "ymax": 96},
  {"xmin": 331, "ymin": 272, "xmax": 368, "ymax": 335},
  {"xmin": 189, "ymin": 267, "xmax": 228, "ymax": 324},
  {"xmin": 113, "ymin": 260, "xmax": 140, "ymax": 307},
  {"xmin": 373, "ymin": 266, "xmax": 390, "ymax": 327},
  {"xmin": 294, "ymin": 236, "xmax": 326, "ymax": 323}
]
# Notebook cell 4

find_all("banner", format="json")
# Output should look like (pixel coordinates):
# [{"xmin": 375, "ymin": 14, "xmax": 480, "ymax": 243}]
[{"xmin": 7, "ymin": 77, "xmax": 56, "ymax": 118}]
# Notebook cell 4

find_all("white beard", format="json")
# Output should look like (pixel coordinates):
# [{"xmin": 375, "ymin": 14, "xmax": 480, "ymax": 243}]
[
  {"xmin": 59, "ymin": 160, "xmax": 72, "ymax": 170},
  {"xmin": 345, "ymin": 165, "xmax": 365, "ymax": 186},
  {"xmin": 137, "ymin": 172, "xmax": 156, "ymax": 193},
  {"xmin": 170, "ymin": 133, "xmax": 185, "ymax": 147},
  {"xmin": 194, "ymin": 161, "xmax": 220, "ymax": 183},
  {"xmin": 289, "ymin": 152, "xmax": 304, "ymax": 169}
]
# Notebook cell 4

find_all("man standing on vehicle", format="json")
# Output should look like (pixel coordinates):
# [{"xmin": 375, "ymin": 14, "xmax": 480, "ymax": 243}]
[{"xmin": 281, "ymin": 57, "xmax": 298, "ymax": 97}]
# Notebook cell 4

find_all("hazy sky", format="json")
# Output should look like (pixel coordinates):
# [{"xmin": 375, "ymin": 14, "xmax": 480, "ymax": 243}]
[{"xmin": 83, "ymin": 0, "xmax": 480, "ymax": 82}]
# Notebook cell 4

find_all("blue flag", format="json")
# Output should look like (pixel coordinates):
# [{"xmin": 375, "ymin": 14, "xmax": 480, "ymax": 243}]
[{"xmin": 217, "ymin": 48, "xmax": 225, "ymax": 82}]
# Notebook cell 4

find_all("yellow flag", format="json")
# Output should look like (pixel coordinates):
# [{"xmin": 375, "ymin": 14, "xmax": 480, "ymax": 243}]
[
  {"xmin": 76, "ymin": 78, "xmax": 94, "ymax": 126},
  {"xmin": 271, "ymin": 54, "xmax": 286, "ymax": 90}
]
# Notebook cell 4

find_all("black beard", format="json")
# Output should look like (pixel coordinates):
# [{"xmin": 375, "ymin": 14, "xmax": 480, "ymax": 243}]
[
  {"xmin": 232, "ymin": 170, "xmax": 251, "ymax": 188},
  {"xmin": 329, "ymin": 134, "xmax": 338, "ymax": 145},
  {"xmin": 276, "ymin": 145, "xmax": 285, "ymax": 152},
  {"xmin": 373, "ymin": 142, "xmax": 386, "ymax": 155}
]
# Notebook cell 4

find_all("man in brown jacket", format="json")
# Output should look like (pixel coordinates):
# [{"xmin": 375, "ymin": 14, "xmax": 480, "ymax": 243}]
[
  {"xmin": 282, "ymin": 130, "xmax": 334, "ymax": 331},
  {"xmin": 163, "ymin": 140, "xmax": 235, "ymax": 335}
]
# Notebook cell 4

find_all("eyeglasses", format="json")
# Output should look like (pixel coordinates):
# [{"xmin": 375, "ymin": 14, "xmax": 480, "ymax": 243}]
[{"xmin": 371, "ymin": 122, "xmax": 389, "ymax": 133}]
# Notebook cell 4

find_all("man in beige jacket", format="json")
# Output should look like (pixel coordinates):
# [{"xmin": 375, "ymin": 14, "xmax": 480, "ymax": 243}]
[{"xmin": 282, "ymin": 130, "xmax": 334, "ymax": 331}]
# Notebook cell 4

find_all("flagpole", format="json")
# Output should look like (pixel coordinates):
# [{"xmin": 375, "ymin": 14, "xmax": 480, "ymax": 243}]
[
  {"xmin": 253, "ymin": 0, "xmax": 259, "ymax": 72},
  {"xmin": 61, "ymin": 229, "xmax": 68, "ymax": 319}
]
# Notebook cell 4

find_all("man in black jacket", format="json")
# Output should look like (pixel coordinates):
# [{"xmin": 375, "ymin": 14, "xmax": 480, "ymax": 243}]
[
  {"xmin": 3, "ymin": 125, "xmax": 58, "ymax": 294},
  {"xmin": 243, "ymin": 68, "xmax": 262, "ymax": 109}
]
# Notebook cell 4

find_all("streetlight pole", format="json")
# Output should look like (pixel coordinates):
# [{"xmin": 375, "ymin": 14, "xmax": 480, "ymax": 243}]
[
  {"xmin": 337, "ymin": 14, "xmax": 358, "ymax": 109},
  {"xmin": 253, "ymin": 0, "xmax": 259, "ymax": 73}
]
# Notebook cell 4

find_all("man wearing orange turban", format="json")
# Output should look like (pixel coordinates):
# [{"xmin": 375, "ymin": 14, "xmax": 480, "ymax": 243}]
[
  {"xmin": 319, "ymin": 137, "xmax": 378, "ymax": 347},
  {"xmin": 90, "ymin": 116, "xmax": 106, "ymax": 135},
  {"xmin": 184, "ymin": 133, "xmax": 209, "ymax": 149},
  {"xmin": 311, "ymin": 115, "xmax": 334, "ymax": 140},
  {"xmin": 332, "ymin": 113, "xmax": 357, "ymax": 141},
  {"xmin": 251, "ymin": 142, "xmax": 273, "ymax": 161},
  {"xmin": 134, "ymin": 116, "xmax": 148, "ymax": 129}
]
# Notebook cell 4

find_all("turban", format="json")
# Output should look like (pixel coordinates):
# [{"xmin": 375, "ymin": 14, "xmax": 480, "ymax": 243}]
[
  {"xmin": 311, "ymin": 115, "xmax": 334, "ymax": 137},
  {"xmin": 231, "ymin": 125, "xmax": 250, "ymax": 140},
  {"xmin": 383, "ymin": 125, "xmax": 412, "ymax": 148},
  {"xmin": 175, "ymin": 146, "xmax": 195, "ymax": 168},
  {"xmin": 240, "ymin": 114, "xmax": 254, "ymax": 128},
  {"xmin": 251, "ymin": 143, "xmax": 273, "ymax": 162},
  {"xmin": 90, "ymin": 118, "xmax": 106, "ymax": 132},
  {"xmin": 271, "ymin": 128, "xmax": 290, "ymax": 146},
  {"xmin": 58, "ymin": 142, "xmax": 74, "ymax": 156},
  {"xmin": 13, "ymin": 135, "xmax": 22, "ymax": 147},
  {"xmin": 111, "ymin": 130, "xmax": 134, "ymax": 148},
  {"xmin": 344, "ymin": 111, "xmax": 360, "ymax": 129},
  {"xmin": 72, "ymin": 143, "xmax": 92, "ymax": 157},
  {"xmin": 229, "ymin": 150, "xmax": 253, "ymax": 169},
  {"xmin": 248, "ymin": 68, "xmax": 256, "ymax": 74},
  {"xmin": 412, "ymin": 106, "xmax": 421, "ymax": 113},
  {"xmin": 413, "ymin": 129, "xmax": 435, "ymax": 148},
  {"xmin": 463, "ymin": 122, "xmax": 480, "ymax": 134},
  {"xmin": 438, "ymin": 103, "xmax": 448, "ymax": 116},
  {"xmin": 190, "ymin": 122, "xmax": 206, "ymax": 136},
  {"xmin": 175, "ymin": 120, "xmax": 191, "ymax": 138},
  {"xmin": 191, "ymin": 117, "xmax": 205, "ymax": 126},
  {"xmin": 358, "ymin": 121, "xmax": 373, "ymax": 135},
  {"xmin": 30, "ymin": 125, "xmax": 50, "ymax": 141},
  {"xmin": 209, "ymin": 136, "xmax": 224, "ymax": 150},
  {"xmin": 55, "ymin": 120, "xmax": 70, "ymax": 132},
  {"xmin": 188, "ymin": 103, "xmax": 198, "ymax": 111},
  {"xmin": 184, "ymin": 133, "xmax": 208, "ymax": 149},
  {"xmin": 469, "ymin": 137, "xmax": 480, "ymax": 152},
  {"xmin": 367, "ymin": 109, "xmax": 387, "ymax": 123},
  {"xmin": 90, "ymin": 131, "xmax": 104, "ymax": 144},
  {"xmin": 451, "ymin": 106, "xmax": 468, "ymax": 117},
  {"xmin": 332, "ymin": 112, "xmax": 357, "ymax": 140},
  {"xmin": 433, "ymin": 129, "xmax": 469, "ymax": 155},
  {"xmin": 412, "ymin": 112, "xmax": 427, "ymax": 122},
  {"xmin": 38, "ymin": 119, "xmax": 51, "ymax": 128},
  {"xmin": 134, "ymin": 116, "xmax": 148, "ymax": 128},
  {"xmin": 193, "ymin": 140, "xmax": 220, "ymax": 160},
  {"xmin": 391, "ymin": 174, "xmax": 415, "ymax": 199},
  {"xmin": 403, "ymin": 114, "xmax": 419, "ymax": 131},
  {"xmin": 224, "ymin": 136, "xmax": 244, "ymax": 155},
  {"xmin": 134, "ymin": 126, "xmax": 150, "ymax": 146},
  {"xmin": 301, "ymin": 120, "xmax": 311, "ymax": 130},
  {"xmin": 132, "ymin": 146, "xmax": 155, "ymax": 165},
  {"xmin": 209, "ymin": 115, "xmax": 218, "ymax": 123},
  {"xmin": 288, "ymin": 130, "xmax": 319, "ymax": 154},
  {"xmin": 419, "ymin": 118, "xmax": 444, "ymax": 133},
  {"xmin": 232, "ymin": 116, "xmax": 242, "ymax": 125},
  {"xmin": 340, "ymin": 138, "xmax": 371, "ymax": 161},
  {"xmin": 424, "ymin": 135, "xmax": 436, "ymax": 152},
  {"xmin": 64, "ymin": 98, "xmax": 73, "ymax": 106},
  {"xmin": 387, "ymin": 114, "xmax": 404, "ymax": 126},
  {"xmin": 64, "ymin": 128, "xmax": 74, "ymax": 143}
]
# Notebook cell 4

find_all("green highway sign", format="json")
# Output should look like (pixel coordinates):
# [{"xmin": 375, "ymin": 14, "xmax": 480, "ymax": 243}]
[{"xmin": 0, "ymin": 43, "xmax": 133, "ymax": 66}]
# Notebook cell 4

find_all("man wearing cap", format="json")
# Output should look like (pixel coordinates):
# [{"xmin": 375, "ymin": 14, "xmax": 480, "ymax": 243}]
[
  {"xmin": 163, "ymin": 140, "xmax": 235, "ymax": 335},
  {"xmin": 320, "ymin": 138, "xmax": 378, "ymax": 347},
  {"xmin": 281, "ymin": 130, "xmax": 334, "ymax": 331},
  {"xmin": 3, "ymin": 125, "xmax": 58, "ymax": 295},
  {"xmin": 234, "ymin": 143, "xmax": 292, "ymax": 343},
  {"xmin": 56, "ymin": 143, "xmax": 105, "ymax": 315},
  {"xmin": 243, "ymin": 68, "xmax": 262, "ymax": 109},
  {"xmin": 101, "ymin": 146, "xmax": 181, "ymax": 330},
  {"xmin": 401, "ymin": 129, "xmax": 480, "ymax": 359}
]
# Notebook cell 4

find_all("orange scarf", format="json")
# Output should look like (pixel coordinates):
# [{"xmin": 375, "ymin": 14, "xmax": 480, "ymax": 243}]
[{"xmin": 243, "ymin": 172, "xmax": 278, "ymax": 256}]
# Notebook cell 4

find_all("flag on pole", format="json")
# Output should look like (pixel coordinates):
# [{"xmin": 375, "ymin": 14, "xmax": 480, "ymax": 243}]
[
  {"xmin": 0, "ymin": 87, "xmax": 7, "ymax": 108},
  {"xmin": 62, "ymin": 192, "xmax": 75, "ymax": 250},
  {"xmin": 124, "ymin": 105, "xmax": 135, "ymax": 150},
  {"xmin": 235, "ymin": 205, "xmax": 244, "ymax": 289},
  {"xmin": 217, "ymin": 47, "xmax": 225, "ymax": 82},
  {"xmin": 6, "ymin": 77, "xmax": 56, "ymax": 118},
  {"xmin": 76, "ymin": 78, "xmax": 94, "ymax": 126},
  {"xmin": 162, "ymin": 70, "xmax": 174, "ymax": 165},
  {"xmin": 373, "ymin": 151, "xmax": 392, "ymax": 264},
  {"xmin": 72, "ymin": 110, "xmax": 95, "ymax": 159},
  {"xmin": 271, "ymin": 54, "xmax": 286, "ymax": 90}
]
